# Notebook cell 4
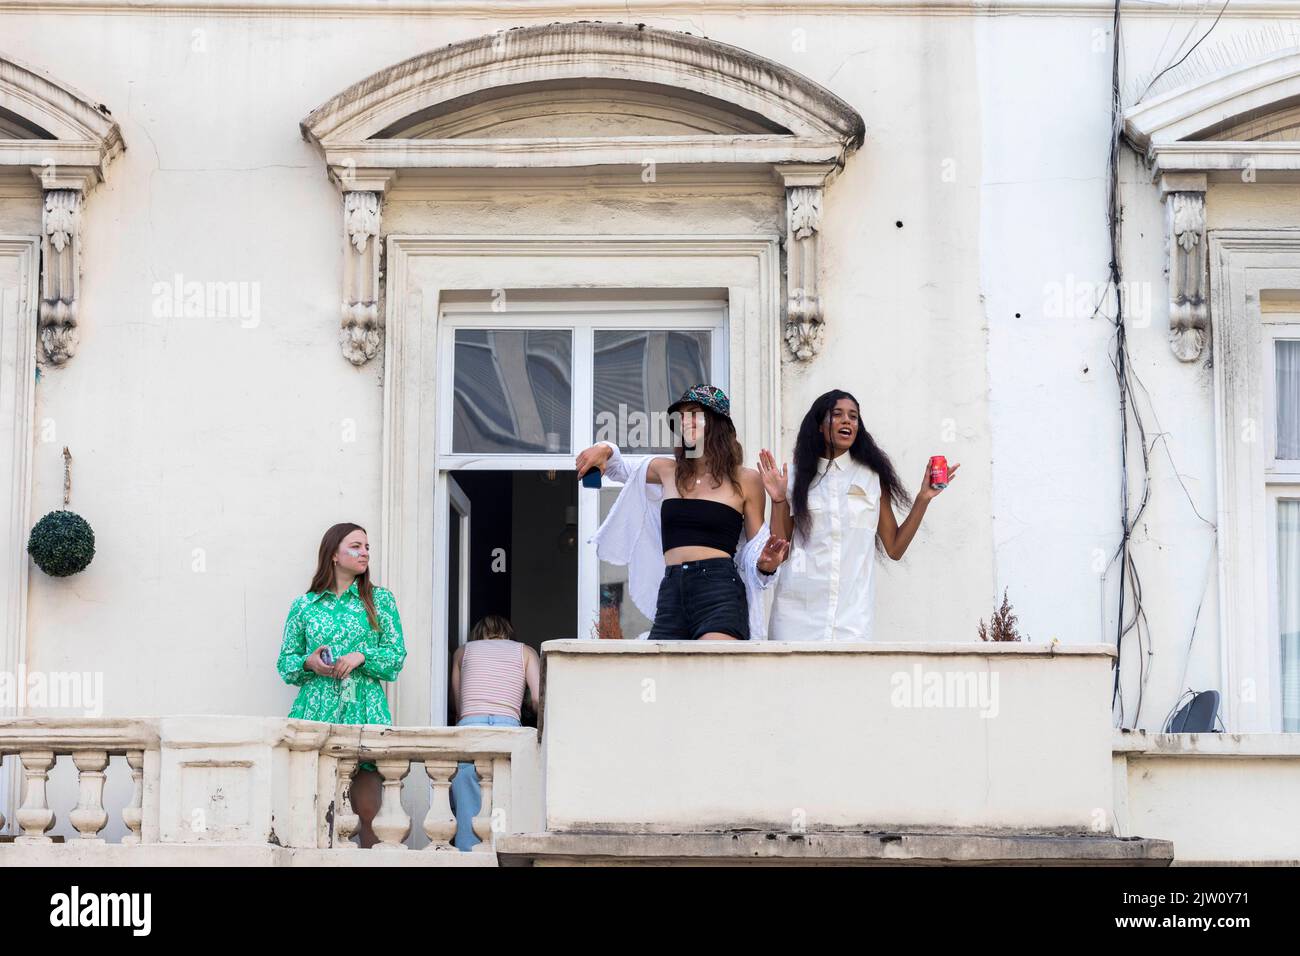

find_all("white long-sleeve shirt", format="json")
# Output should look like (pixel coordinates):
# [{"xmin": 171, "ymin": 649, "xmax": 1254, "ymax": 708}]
[
  {"xmin": 767, "ymin": 454, "xmax": 882, "ymax": 642},
  {"xmin": 590, "ymin": 441, "xmax": 776, "ymax": 640}
]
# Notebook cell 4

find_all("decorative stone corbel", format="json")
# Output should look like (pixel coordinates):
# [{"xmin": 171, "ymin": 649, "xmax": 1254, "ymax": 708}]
[
  {"xmin": 776, "ymin": 164, "xmax": 834, "ymax": 361},
  {"xmin": 332, "ymin": 167, "xmax": 396, "ymax": 366},
  {"xmin": 29, "ymin": 166, "xmax": 97, "ymax": 366},
  {"xmin": 1159, "ymin": 173, "xmax": 1209, "ymax": 362}
]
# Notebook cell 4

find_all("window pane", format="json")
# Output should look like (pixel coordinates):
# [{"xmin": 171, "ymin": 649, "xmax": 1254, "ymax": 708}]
[
  {"xmin": 592, "ymin": 330, "xmax": 711, "ymax": 454},
  {"xmin": 596, "ymin": 485, "xmax": 654, "ymax": 640},
  {"xmin": 452, "ymin": 329, "xmax": 572, "ymax": 454},
  {"xmin": 1277, "ymin": 340, "xmax": 1300, "ymax": 460},
  {"xmin": 1280, "ymin": 500, "xmax": 1300, "ymax": 732}
]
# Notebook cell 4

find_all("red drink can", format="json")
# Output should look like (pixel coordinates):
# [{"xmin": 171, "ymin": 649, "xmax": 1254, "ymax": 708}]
[{"xmin": 928, "ymin": 455, "xmax": 949, "ymax": 489}]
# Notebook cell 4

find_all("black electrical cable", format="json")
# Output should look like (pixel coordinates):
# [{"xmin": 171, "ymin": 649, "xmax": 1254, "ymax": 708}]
[
  {"xmin": 1137, "ymin": 0, "xmax": 1234, "ymax": 104},
  {"xmin": 1104, "ymin": 0, "xmax": 1229, "ymax": 729},
  {"xmin": 1105, "ymin": 0, "xmax": 1158, "ymax": 728},
  {"xmin": 1106, "ymin": 0, "xmax": 1137, "ymax": 725}
]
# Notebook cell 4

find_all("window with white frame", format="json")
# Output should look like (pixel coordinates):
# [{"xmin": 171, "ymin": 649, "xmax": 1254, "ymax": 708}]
[
  {"xmin": 1265, "ymin": 314, "xmax": 1300, "ymax": 732},
  {"xmin": 436, "ymin": 291, "xmax": 728, "ymax": 656}
]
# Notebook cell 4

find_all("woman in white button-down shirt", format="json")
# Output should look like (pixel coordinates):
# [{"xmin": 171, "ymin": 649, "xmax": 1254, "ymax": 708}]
[{"xmin": 759, "ymin": 389, "xmax": 959, "ymax": 641}]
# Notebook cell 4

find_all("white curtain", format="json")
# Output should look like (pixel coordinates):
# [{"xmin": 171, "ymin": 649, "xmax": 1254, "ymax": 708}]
[
  {"xmin": 1281, "ymin": 500, "xmax": 1300, "ymax": 732},
  {"xmin": 1277, "ymin": 340, "xmax": 1300, "ymax": 460}
]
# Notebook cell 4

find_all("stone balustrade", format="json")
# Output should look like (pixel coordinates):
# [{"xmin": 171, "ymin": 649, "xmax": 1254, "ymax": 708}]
[
  {"xmin": 0, "ymin": 718, "xmax": 157, "ymax": 846},
  {"xmin": 317, "ymin": 725, "xmax": 540, "ymax": 851},
  {"xmin": 0, "ymin": 717, "xmax": 541, "ymax": 863}
]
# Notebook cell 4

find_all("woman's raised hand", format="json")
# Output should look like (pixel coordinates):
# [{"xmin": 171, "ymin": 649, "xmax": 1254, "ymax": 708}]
[
  {"xmin": 918, "ymin": 461, "xmax": 961, "ymax": 502},
  {"xmin": 575, "ymin": 443, "xmax": 612, "ymax": 480},
  {"xmin": 757, "ymin": 449, "xmax": 788, "ymax": 503}
]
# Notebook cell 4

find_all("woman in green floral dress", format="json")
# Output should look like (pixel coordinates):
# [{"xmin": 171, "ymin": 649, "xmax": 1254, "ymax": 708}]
[{"xmin": 276, "ymin": 522, "xmax": 407, "ymax": 848}]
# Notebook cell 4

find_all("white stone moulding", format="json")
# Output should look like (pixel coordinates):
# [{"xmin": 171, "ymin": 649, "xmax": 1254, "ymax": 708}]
[
  {"xmin": 300, "ymin": 22, "xmax": 865, "ymax": 365},
  {"xmin": 0, "ymin": 55, "xmax": 123, "ymax": 366},
  {"xmin": 1161, "ymin": 173, "xmax": 1208, "ymax": 363},
  {"xmin": 334, "ymin": 170, "xmax": 396, "ymax": 365},
  {"xmin": 1208, "ymin": 229, "xmax": 1300, "ymax": 733},
  {"xmin": 379, "ymin": 234, "xmax": 782, "ymax": 725},
  {"xmin": 0, "ymin": 238, "xmax": 39, "ymax": 830},
  {"xmin": 1124, "ymin": 49, "xmax": 1300, "ymax": 362}
]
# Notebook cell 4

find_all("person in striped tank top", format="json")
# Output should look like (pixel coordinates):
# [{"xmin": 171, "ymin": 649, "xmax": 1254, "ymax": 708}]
[{"xmin": 449, "ymin": 614, "xmax": 540, "ymax": 851}]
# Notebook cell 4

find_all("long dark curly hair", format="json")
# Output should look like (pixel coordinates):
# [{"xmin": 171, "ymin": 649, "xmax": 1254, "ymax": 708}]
[
  {"xmin": 671, "ymin": 405, "xmax": 743, "ymax": 498},
  {"xmin": 791, "ymin": 390, "xmax": 911, "ymax": 551}
]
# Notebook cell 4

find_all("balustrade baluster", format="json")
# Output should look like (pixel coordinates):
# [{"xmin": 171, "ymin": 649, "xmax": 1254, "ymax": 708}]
[
  {"xmin": 422, "ymin": 760, "xmax": 457, "ymax": 850},
  {"xmin": 70, "ymin": 750, "xmax": 109, "ymax": 841},
  {"xmin": 471, "ymin": 758, "xmax": 495, "ymax": 851},
  {"xmin": 371, "ymin": 758, "xmax": 410, "ymax": 849},
  {"xmin": 334, "ymin": 758, "xmax": 359, "ymax": 848},
  {"xmin": 121, "ymin": 750, "xmax": 144, "ymax": 845},
  {"xmin": 15, "ymin": 750, "xmax": 55, "ymax": 844}
]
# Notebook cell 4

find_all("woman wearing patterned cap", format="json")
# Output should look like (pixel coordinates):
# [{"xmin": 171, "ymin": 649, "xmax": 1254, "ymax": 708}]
[
  {"xmin": 275, "ymin": 522, "xmax": 407, "ymax": 847},
  {"xmin": 575, "ymin": 385, "xmax": 790, "ymax": 640}
]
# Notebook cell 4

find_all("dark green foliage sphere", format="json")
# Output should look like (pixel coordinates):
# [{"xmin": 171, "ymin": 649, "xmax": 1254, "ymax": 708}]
[{"xmin": 27, "ymin": 510, "xmax": 95, "ymax": 577}]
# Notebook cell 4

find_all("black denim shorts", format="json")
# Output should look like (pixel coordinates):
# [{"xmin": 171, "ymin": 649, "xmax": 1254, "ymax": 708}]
[{"xmin": 647, "ymin": 557, "xmax": 750, "ymax": 640}]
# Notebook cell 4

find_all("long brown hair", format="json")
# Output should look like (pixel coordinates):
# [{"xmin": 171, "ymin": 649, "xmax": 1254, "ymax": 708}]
[
  {"xmin": 308, "ymin": 522, "xmax": 380, "ymax": 632},
  {"xmin": 672, "ymin": 405, "xmax": 744, "ymax": 498}
]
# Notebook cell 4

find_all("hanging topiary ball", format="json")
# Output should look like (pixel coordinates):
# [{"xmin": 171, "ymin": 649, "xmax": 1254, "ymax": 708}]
[{"xmin": 28, "ymin": 509, "xmax": 96, "ymax": 577}]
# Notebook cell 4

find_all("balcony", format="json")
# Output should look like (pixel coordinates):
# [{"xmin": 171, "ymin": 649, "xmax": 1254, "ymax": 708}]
[
  {"xmin": 0, "ymin": 717, "xmax": 540, "ymax": 865},
  {"xmin": 1, "ymin": 642, "xmax": 1296, "ymax": 865}
]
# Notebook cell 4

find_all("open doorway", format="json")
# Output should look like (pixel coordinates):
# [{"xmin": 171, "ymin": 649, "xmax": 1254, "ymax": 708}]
[
  {"xmin": 430, "ymin": 291, "xmax": 729, "ymax": 724},
  {"xmin": 444, "ymin": 469, "xmax": 578, "ymax": 727}
]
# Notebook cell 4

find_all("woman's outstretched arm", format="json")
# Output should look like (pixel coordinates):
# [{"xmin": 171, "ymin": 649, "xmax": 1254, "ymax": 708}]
[{"xmin": 877, "ymin": 461, "xmax": 961, "ymax": 560}]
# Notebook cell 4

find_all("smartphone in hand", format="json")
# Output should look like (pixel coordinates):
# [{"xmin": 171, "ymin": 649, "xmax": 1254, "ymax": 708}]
[{"xmin": 581, "ymin": 468, "xmax": 602, "ymax": 489}]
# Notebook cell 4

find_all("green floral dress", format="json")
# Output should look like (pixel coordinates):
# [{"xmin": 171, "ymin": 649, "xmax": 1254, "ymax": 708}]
[{"xmin": 276, "ymin": 582, "xmax": 407, "ymax": 746}]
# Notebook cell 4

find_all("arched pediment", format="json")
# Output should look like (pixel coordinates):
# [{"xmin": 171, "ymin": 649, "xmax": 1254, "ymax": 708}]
[
  {"xmin": 305, "ymin": 23, "xmax": 865, "ymax": 368},
  {"xmin": 0, "ymin": 54, "xmax": 124, "ymax": 366},
  {"xmin": 1124, "ymin": 48, "xmax": 1300, "ymax": 176},
  {"xmin": 0, "ymin": 53, "xmax": 123, "ymax": 181},
  {"xmin": 300, "ymin": 21, "xmax": 864, "ymax": 172}
]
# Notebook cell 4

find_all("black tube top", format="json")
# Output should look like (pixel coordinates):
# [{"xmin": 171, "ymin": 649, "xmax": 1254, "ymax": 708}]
[{"xmin": 661, "ymin": 498, "xmax": 744, "ymax": 556}]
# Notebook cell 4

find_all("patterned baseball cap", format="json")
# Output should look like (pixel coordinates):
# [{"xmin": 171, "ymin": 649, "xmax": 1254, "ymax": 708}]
[{"xmin": 667, "ymin": 384, "xmax": 731, "ymax": 419}]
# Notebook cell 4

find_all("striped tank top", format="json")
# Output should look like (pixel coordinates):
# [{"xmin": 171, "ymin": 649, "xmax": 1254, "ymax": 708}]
[{"xmin": 459, "ymin": 639, "xmax": 527, "ymax": 720}]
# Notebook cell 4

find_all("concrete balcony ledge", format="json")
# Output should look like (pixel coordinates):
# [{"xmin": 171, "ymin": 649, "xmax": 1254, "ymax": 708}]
[
  {"xmin": 544, "ymin": 640, "xmax": 1116, "ymax": 658},
  {"xmin": 540, "ymin": 639, "xmax": 1118, "ymax": 834},
  {"xmin": 1113, "ymin": 729, "xmax": 1300, "ymax": 757},
  {"xmin": 1112, "ymin": 729, "xmax": 1300, "ymax": 863},
  {"xmin": 496, "ymin": 829, "xmax": 1174, "ymax": 867}
]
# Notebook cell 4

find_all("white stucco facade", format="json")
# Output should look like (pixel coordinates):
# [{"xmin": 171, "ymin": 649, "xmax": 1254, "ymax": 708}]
[{"xmin": 2, "ymin": 1, "xmax": 1300, "ymax": 862}]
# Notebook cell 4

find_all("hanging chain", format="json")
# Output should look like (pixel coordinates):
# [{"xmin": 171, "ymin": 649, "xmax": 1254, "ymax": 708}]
[{"xmin": 62, "ymin": 446, "xmax": 72, "ymax": 508}]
